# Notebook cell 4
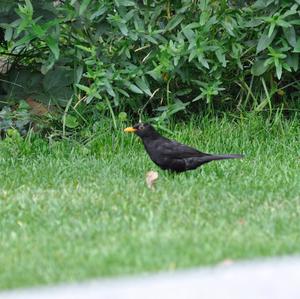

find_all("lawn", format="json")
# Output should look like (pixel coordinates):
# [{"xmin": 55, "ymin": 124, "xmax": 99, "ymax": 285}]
[{"xmin": 0, "ymin": 114, "xmax": 299, "ymax": 290}]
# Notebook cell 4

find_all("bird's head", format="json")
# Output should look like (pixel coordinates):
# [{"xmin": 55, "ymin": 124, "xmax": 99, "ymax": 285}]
[{"xmin": 124, "ymin": 123, "xmax": 158, "ymax": 138}]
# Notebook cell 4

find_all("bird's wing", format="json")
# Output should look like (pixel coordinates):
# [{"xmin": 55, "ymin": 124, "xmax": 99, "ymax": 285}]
[{"xmin": 157, "ymin": 138, "xmax": 208, "ymax": 159}]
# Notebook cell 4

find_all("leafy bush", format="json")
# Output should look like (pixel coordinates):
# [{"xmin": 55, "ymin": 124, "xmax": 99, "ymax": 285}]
[{"xmin": 0, "ymin": 0, "xmax": 299, "ymax": 134}]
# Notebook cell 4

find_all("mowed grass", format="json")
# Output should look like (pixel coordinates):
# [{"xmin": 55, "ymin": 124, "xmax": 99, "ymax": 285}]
[{"xmin": 0, "ymin": 114, "xmax": 299, "ymax": 289}]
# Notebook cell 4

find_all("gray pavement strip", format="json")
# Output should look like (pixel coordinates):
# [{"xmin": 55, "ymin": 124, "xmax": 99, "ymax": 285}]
[{"xmin": 1, "ymin": 256, "xmax": 300, "ymax": 299}]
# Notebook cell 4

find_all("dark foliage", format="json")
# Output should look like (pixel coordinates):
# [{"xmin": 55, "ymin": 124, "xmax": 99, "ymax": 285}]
[{"xmin": 0, "ymin": 0, "xmax": 299, "ymax": 134}]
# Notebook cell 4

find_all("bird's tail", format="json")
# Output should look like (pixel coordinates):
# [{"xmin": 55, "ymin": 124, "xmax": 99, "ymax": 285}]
[{"xmin": 200, "ymin": 153, "xmax": 244, "ymax": 163}]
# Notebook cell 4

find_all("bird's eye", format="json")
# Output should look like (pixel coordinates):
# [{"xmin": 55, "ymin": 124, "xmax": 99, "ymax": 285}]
[{"xmin": 139, "ymin": 124, "xmax": 144, "ymax": 130}]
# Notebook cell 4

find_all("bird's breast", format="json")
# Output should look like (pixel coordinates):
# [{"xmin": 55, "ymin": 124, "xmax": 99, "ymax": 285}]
[{"xmin": 143, "ymin": 139, "xmax": 169, "ymax": 166}]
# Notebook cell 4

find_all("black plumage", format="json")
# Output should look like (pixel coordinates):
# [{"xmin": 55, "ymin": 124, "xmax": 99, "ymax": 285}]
[{"xmin": 124, "ymin": 123, "xmax": 244, "ymax": 172}]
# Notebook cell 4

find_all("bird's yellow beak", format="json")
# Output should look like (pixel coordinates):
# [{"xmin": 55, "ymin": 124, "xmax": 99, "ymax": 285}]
[{"xmin": 124, "ymin": 127, "xmax": 137, "ymax": 133}]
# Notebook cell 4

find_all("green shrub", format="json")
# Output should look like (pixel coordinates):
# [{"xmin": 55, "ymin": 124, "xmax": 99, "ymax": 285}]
[{"xmin": 0, "ymin": 0, "xmax": 299, "ymax": 133}]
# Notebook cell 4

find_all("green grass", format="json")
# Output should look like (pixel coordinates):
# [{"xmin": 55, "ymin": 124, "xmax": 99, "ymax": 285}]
[{"xmin": 0, "ymin": 114, "xmax": 300, "ymax": 289}]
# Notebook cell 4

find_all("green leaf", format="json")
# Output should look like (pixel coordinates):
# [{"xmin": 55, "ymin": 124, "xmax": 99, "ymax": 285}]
[
  {"xmin": 75, "ymin": 44, "xmax": 93, "ymax": 53},
  {"xmin": 253, "ymin": 0, "xmax": 270, "ymax": 9},
  {"xmin": 283, "ymin": 26, "xmax": 296, "ymax": 47},
  {"xmin": 31, "ymin": 24, "xmax": 45, "ymax": 38},
  {"xmin": 289, "ymin": 19, "xmax": 300, "ymax": 25},
  {"xmin": 197, "ymin": 54, "xmax": 209, "ymax": 69},
  {"xmin": 75, "ymin": 66, "xmax": 83, "ymax": 84},
  {"xmin": 105, "ymin": 82, "xmax": 116, "ymax": 97},
  {"xmin": 276, "ymin": 19, "xmax": 291, "ymax": 28},
  {"xmin": 182, "ymin": 28, "xmax": 194, "ymax": 42},
  {"xmin": 268, "ymin": 23, "xmax": 276, "ymax": 38},
  {"xmin": 145, "ymin": 36, "xmax": 159, "ymax": 45},
  {"xmin": 19, "ymin": 100, "xmax": 30, "ymax": 110},
  {"xmin": 25, "ymin": 0, "xmax": 33, "ymax": 13},
  {"xmin": 251, "ymin": 59, "xmax": 269, "ymax": 76},
  {"xmin": 275, "ymin": 61, "xmax": 282, "ymax": 80},
  {"xmin": 17, "ymin": 18, "xmax": 30, "ymax": 35},
  {"xmin": 244, "ymin": 19, "xmax": 264, "ymax": 28},
  {"xmin": 223, "ymin": 18, "xmax": 235, "ymax": 37},
  {"xmin": 147, "ymin": 66, "xmax": 162, "ymax": 81},
  {"xmin": 115, "ymin": 0, "xmax": 135, "ymax": 6},
  {"xmin": 176, "ymin": 88, "xmax": 192, "ymax": 96},
  {"xmin": 4, "ymin": 27, "xmax": 13, "ymax": 41},
  {"xmin": 90, "ymin": 6, "xmax": 107, "ymax": 20},
  {"xmin": 257, "ymin": 28, "xmax": 277, "ymax": 53},
  {"xmin": 286, "ymin": 53, "xmax": 299, "ymax": 71},
  {"xmin": 14, "ymin": 33, "xmax": 35, "ymax": 47},
  {"xmin": 134, "ymin": 77, "xmax": 152, "ymax": 96},
  {"xmin": 118, "ymin": 112, "xmax": 127, "ymax": 121},
  {"xmin": 117, "ymin": 22, "xmax": 128, "ymax": 35},
  {"xmin": 282, "ymin": 63, "xmax": 291, "ymax": 72},
  {"xmin": 215, "ymin": 50, "xmax": 227, "ymax": 67},
  {"xmin": 293, "ymin": 39, "xmax": 300, "ymax": 53},
  {"xmin": 76, "ymin": 84, "xmax": 90, "ymax": 93},
  {"xmin": 199, "ymin": 10, "xmax": 210, "ymax": 26},
  {"xmin": 117, "ymin": 88, "xmax": 130, "ymax": 98},
  {"xmin": 41, "ymin": 56, "xmax": 56, "ymax": 75},
  {"xmin": 126, "ymin": 83, "xmax": 143, "ymax": 94},
  {"xmin": 164, "ymin": 15, "xmax": 184, "ymax": 32},
  {"xmin": 79, "ymin": 0, "xmax": 91, "ymax": 16},
  {"xmin": 65, "ymin": 115, "xmax": 79, "ymax": 128},
  {"xmin": 188, "ymin": 50, "xmax": 197, "ymax": 62},
  {"xmin": 46, "ymin": 36, "xmax": 60, "ymax": 60}
]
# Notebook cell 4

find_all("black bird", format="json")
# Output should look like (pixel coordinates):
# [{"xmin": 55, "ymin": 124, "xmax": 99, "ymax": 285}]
[{"xmin": 124, "ymin": 123, "xmax": 244, "ymax": 173}]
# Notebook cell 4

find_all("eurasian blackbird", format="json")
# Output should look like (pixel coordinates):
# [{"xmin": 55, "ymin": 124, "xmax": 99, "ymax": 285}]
[{"xmin": 124, "ymin": 123, "xmax": 244, "ymax": 172}]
